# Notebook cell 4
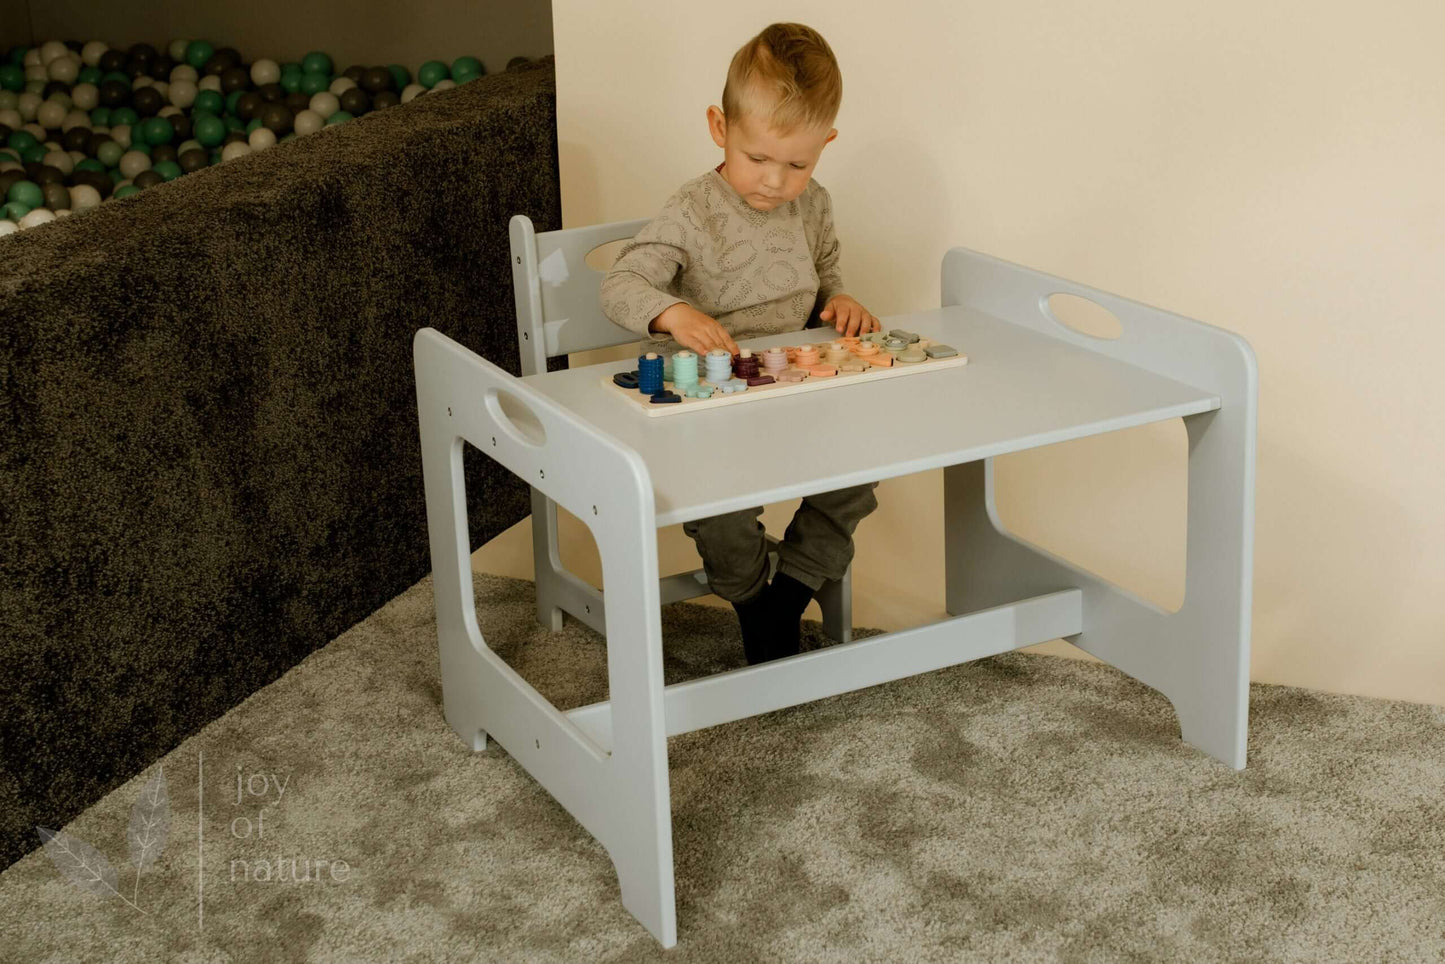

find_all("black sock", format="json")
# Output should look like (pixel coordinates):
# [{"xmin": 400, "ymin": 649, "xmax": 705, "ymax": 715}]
[
  {"xmin": 762, "ymin": 572, "xmax": 815, "ymax": 662},
  {"xmin": 732, "ymin": 591, "xmax": 776, "ymax": 666}
]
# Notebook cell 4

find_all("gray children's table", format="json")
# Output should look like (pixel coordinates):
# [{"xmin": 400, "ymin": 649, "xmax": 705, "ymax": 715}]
[{"xmin": 412, "ymin": 219, "xmax": 1257, "ymax": 949}]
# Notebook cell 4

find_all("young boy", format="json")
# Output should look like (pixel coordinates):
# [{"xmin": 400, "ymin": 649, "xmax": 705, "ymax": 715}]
[{"xmin": 600, "ymin": 22, "xmax": 879, "ymax": 665}]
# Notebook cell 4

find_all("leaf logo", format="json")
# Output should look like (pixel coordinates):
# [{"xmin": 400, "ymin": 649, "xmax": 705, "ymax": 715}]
[{"xmin": 37, "ymin": 766, "xmax": 169, "ymax": 914}]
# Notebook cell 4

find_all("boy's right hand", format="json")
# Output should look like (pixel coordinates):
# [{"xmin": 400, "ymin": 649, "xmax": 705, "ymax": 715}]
[{"xmin": 650, "ymin": 303, "xmax": 739, "ymax": 356}]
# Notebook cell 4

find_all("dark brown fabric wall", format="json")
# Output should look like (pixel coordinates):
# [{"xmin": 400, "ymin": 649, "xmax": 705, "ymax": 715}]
[{"xmin": 0, "ymin": 61, "xmax": 561, "ymax": 869}]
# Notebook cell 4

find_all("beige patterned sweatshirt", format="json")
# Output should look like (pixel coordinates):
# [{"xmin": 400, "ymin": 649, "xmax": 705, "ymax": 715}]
[{"xmin": 600, "ymin": 165, "xmax": 847, "ymax": 353}]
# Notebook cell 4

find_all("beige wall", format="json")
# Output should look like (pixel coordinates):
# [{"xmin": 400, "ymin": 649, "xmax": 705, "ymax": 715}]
[
  {"xmin": 26, "ymin": 0, "xmax": 551, "ymax": 75},
  {"xmin": 1, "ymin": 0, "xmax": 32, "ymax": 47},
  {"xmin": 505, "ymin": 1, "xmax": 1440, "ymax": 708}
]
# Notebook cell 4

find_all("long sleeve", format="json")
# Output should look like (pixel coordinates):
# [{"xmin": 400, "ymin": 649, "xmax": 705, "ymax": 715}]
[
  {"xmin": 599, "ymin": 194, "xmax": 693, "ymax": 341},
  {"xmin": 808, "ymin": 183, "xmax": 847, "ymax": 306}
]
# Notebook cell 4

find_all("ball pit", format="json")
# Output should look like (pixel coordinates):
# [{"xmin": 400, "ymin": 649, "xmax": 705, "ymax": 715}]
[{"xmin": 0, "ymin": 37, "xmax": 544, "ymax": 236}]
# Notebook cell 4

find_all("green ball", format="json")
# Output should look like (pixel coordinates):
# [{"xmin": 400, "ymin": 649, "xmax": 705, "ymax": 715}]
[
  {"xmin": 7, "ymin": 178, "xmax": 42, "ymax": 208},
  {"xmin": 299, "ymin": 70, "xmax": 329, "ymax": 96},
  {"xmin": 386, "ymin": 64, "xmax": 410, "ymax": 89},
  {"xmin": 18, "ymin": 143, "xmax": 45, "ymax": 164},
  {"xmin": 225, "ymin": 89, "xmax": 245, "ymax": 115},
  {"xmin": 279, "ymin": 132, "xmax": 297, "ymax": 143},
  {"xmin": 4, "ymin": 199, "xmax": 31, "ymax": 221},
  {"xmin": 78, "ymin": 65, "xmax": 102, "ymax": 86},
  {"xmin": 222, "ymin": 114, "xmax": 244, "ymax": 132},
  {"xmin": 75, "ymin": 157, "xmax": 107, "ymax": 173},
  {"xmin": 114, "ymin": 184, "xmax": 140, "ymax": 200},
  {"xmin": 281, "ymin": 62, "xmax": 303, "ymax": 77},
  {"xmin": 245, "ymin": 117, "xmax": 262, "ymax": 134},
  {"xmin": 301, "ymin": 51, "xmax": 333, "ymax": 76},
  {"xmin": 153, "ymin": 160, "xmax": 182, "ymax": 181},
  {"xmin": 97, "ymin": 140, "xmax": 124, "ymax": 167},
  {"xmin": 140, "ymin": 116, "xmax": 173, "ymax": 145},
  {"xmin": 451, "ymin": 56, "xmax": 483, "ymax": 77},
  {"xmin": 279, "ymin": 72, "xmax": 301, "ymax": 94},
  {"xmin": 185, "ymin": 40, "xmax": 215, "ymax": 70},
  {"xmin": 125, "ymin": 140, "xmax": 151, "ymax": 157},
  {"xmin": 325, "ymin": 110, "xmax": 353, "ymax": 126},
  {"xmin": 453, "ymin": 67, "xmax": 481, "ymax": 86},
  {"xmin": 0, "ymin": 63, "xmax": 22, "ymax": 93},
  {"xmin": 417, "ymin": 60, "xmax": 449, "ymax": 89},
  {"xmin": 194, "ymin": 90, "xmax": 224, "ymax": 115},
  {"xmin": 6, "ymin": 129, "xmax": 38, "ymax": 153},
  {"xmin": 108, "ymin": 168, "xmax": 125, "ymax": 185},
  {"xmin": 89, "ymin": 106, "xmax": 111, "ymax": 126},
  {"xmin": 193, "ymin": 113, "xmax": 226, "ymax": 147},
  {"xmin": 110, "ymin": 107, "xmax": 139, "ymax": 128},
  {"xmin": 0, "ymin": 149, "xmax": 16, "ymax": 164},
  {"xmin": 101, "ymin": 71, "xmax": 131, "ymax": 89},
  {"xmin": 5, "ymin": 46, "xmax": 27, "ymax": 65}
]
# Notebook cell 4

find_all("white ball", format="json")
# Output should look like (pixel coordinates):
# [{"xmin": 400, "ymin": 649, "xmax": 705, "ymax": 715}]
[
  {"xmin": 16, "ymin": 91, "xmax": 40, "ymax": 121},
  {"xmin": 170, "ymin": 64, "xmax": 198, "ymax": 83},
  {"xmin": 169, "ymin": 79, "xmax": 198, "ymax": 109},
  {"xmin": 19, "ymin": 207, "xmax": 56, "ymax": 229},
  {"xmin": 151, "ymin": 80, "xmax": 169, "ymax": 101},
  {"xmin": 133, "ymin": 75, "xmax": 154, "ymax": 89},
  {"xmin": 69, "ymin": 184, "xmax": 102, "ymax": 211},
  {"xmin": 328, "ymin": 77, "xmax": 356, "ymax": 95},
  {"xmin": 37, "ymin": 100, "xmax": 66, "ymax": 129},
  {"xmin": 177, "ymin": 138, "xmax": 202, "ymax": 154},
  {"xmin": 25, "ymin": 64, "xmax": 47, "ymax": 83},
  {"xmin": 0, "ymin": 90, "xmax": 16, "ymax": 110},
  {"xmin": 82, "ymin": 41, "xmax": 109, "ymax": 67},
  {"xmin": 308, "ymin": 92, "xmax": 339, "ymax": 117},
  {"xmin": 220, "ymin": 141, "xmax": 253, "ymax": 162},
  {"xmin": 292, "ymin": 109, "xmax": 324, "ymax": 136},
  {"xmin": 54, "ymin": 207, "xmax": 71, "ymax": 218},
  {"xmin": 432, "ymin": 79, "xmax": 456, "ymax": 91},
  {"xmin": 158, "ymin": 105, "xmax": 182, "ymax": 119},
  {"xmin": 0, "ymin": 161, "xmax": 21, "ymax": 173},
  {"xmin": 91, "ymin": 126, "xmax": 109, "ymax": 137},
  {"xmin": 22, "ymin": 48, "xmax": 41, "ymax": 67},
  {"xmin": 119, "ymin": 150, "xmax": 152, "ymax": 179},
  {"xmin": 61, "ymin": 110, "xmax": 91, "ymax": 132},
  {"xmin": 250, "ymin": 59, "xmax": 281, "ymax": 86},
  {"xmin": 25, "ymin": 124, "xmax": 49, "ymax": 140},
  {"xmin": 67, "ymin": 149, "xmax": 85, "ymax": 165},
  {"xmin": 168, "ymin": 39, "xmax": 189, "ymax": 61},
  {"xmin": 49, "ymin": 90, "xmax": 72, "ymax": 110},
  {"xmin": 48, "ymin": 56, "xmax": 80, "ymax": 85},
  {"xmin": 71, "ymin": 82, "xmax": 99, "ymax": 111},
  {"xmin": 198, "ymin": 74, "xmax": 222, "ymax": 93},
  {"xmin": 0, "ymin": 219, "xmax": 18, "ymax": 236},
  {"xmin": 110, "ymin": 124, "xmax": 132, "ymax": 148},
  {"xmin": 248, "ymin": 127, "xmax": 276, "ymax": 151},
  {"xmin": 39, "ymin": 41, "xmax": 68, "ymax": 65},
  {"xmin": 400, "ymin": 83, "xmax": 426, "ymax": 104},
  {"xmin": 42, "ymin": 150, "xmax": 73, "ymax": 173},
  {"xmin": 0, "ymin": 108, "xmax": 20, "ymax": 130}
]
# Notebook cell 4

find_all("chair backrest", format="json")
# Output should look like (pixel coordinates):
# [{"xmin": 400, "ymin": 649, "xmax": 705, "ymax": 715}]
[{"xmin": 509, "ymin": 213, "xmax": 652, "ymax": 376}]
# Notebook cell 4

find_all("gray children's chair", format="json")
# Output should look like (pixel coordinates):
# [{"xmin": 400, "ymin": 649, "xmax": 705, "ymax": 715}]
[{"xmin": 508, "ymin": 213, "xmax": 854, "ymax": 643}]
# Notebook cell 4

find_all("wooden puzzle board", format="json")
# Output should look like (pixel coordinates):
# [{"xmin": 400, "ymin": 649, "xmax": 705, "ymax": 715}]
[{"xmin": 604, "ymin": 341, "xmax": 969, "ymax": 417}]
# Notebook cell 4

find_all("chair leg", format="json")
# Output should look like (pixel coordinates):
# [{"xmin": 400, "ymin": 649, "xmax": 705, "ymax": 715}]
[
  {"xmin": 530, "ymin": 488, "xmax": 565, "ymax": 631},
  {"xmin": 817, "ymin": 565, "xmax": 853, "ymax": 644}
]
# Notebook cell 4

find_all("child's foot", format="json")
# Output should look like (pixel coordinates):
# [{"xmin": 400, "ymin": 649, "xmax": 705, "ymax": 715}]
[
  {"xmin": 764, "ymin": 572, "xmax": 815, "ymax": 660},
  {"xmin": 732, "ymin": 590, "xmax": 776, "ymax": 666}
]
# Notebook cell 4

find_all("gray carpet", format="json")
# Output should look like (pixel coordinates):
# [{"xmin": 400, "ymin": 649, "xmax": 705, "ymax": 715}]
[{"xmin": 3, "ymin": 571, "xmax": 1443, "ymax": 962}]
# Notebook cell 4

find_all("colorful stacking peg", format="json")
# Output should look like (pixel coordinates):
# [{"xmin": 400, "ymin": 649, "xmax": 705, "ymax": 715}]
[
  {"xmin": 637, "ymin": 352, "xmax": 664, "ymax": 394},
  {"xmin": 889, "ymin": 329, "xmax": 920, "ymax": 344},
  {"xmin": 925, "ymin": 344, "xmax": 959, "ymax": 358},
  {"xmin": 613, "ymin": 370, "xmax": 640, "ymax": 389}
]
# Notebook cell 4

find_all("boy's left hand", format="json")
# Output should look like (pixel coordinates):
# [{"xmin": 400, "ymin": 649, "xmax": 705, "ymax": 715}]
[{"xmin": 820, "ymin": 295, "xmax": 881, "ymax": 336}]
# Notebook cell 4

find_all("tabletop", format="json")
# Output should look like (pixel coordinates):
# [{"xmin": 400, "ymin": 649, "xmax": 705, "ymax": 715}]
[{"xmin": 520, "ymin": 304, "xmax": 1220, "ymax": 528}]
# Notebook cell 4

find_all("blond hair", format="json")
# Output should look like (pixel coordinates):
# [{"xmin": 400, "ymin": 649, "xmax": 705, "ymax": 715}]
[{"xmin": 722, "ymin": 23, "xmax": 842, "ymax": 133}]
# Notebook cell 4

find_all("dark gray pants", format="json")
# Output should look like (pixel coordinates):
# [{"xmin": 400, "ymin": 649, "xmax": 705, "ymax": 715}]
[{"xmin": 682, "ymin": 482, "xmax": 879, "ymax": 603}]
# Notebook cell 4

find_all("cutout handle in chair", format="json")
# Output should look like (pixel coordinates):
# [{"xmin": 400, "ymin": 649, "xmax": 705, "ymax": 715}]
[
  {"xmin": 485, "ymin": 388, "xmax": 548, "ymax": 447},
  {"xmin": 1042, "ymin": 292, "xmax": 1124, "ymax": 340}
]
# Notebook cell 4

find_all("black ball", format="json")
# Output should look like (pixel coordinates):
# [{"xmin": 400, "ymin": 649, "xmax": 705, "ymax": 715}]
[
  {"xmin": 360, "ymin": 66, "xmax": 393, "ymax": 93},
  {"xmin": 42, "ymin": 80, "xmax": 72, "ymax": 100},
  {"xmin": 284, "ymin": 91, "xmax": 311, "ymax": 113},
  {"xmin": 22, "ymin": 160, "xmax": 45, "ymax": 180},
  {"xmin": 64, "ymin": 40, "xmax": 83, "ymax": 53},
  {"xmin": 371, "ymin": 90, "xmax": 399, "ymax": 111},
  {"xmin": 220, "ymin": 65, "xmax": 251, "ymax": 94},
  {"xmin": 124, "ymin": 61, "xmax": 148, "ymax": 80},
  {"xmin": 131, "ymin": 85, "xmax": 163, "ymax": 117},
  {"xmin": 34, "ymin": 164, "xmax": 66, "ymax": 186},
  {"xmin": 506, "ymin": 56, "xmax": 532, "ymax": 70},
  {"xmin": 222, "ymin": 129, "xmax": 249, "ymax": 146},
  {"xmin": 99, "ymin": 79, "xmax": 130, "ymax": 108},
  {"xmin": 338, "ymin": 87, "xmax": 370, "ymax": 116},
  {"xmin": 72, "ymin": 169, "xmax": 111, "ymax": 198},
  {"xmin": 42, "ymin": 181, "xmax": 70, "ymax": 210},
  {"xmin": 235, "ymin": 91, "xmax": 262, "ymax": 121},
  {"xmin": 170, "ymin": 114, "xmax": 192, "ymax": 141},
  {"xmin": 178, "ymin": 148, "xmax": 208, "ymax": 173},
  {"xmin": 99, "ymin": 49, "xmax": 127, "ymax": 72},
  {"xmin": 151, "ymin": 143, "xmax": 178, "ymax": 164},
  {"xmin": 153, "ymin": 55, "xmax": 175, "ymax": 77},
  {"xmin": 343, "ymin": 65, "xmax": 365, "ymax": 83},
  {"xmin": 0, "ymin": 169, "xmax": 23, "ymax": 198},
  {"xmin": 62, "ymin": 126, "xmax": 91, "ymax": 152},
  {"xmin": 0, "ymin": 123, "xmax": 11, "ymax": 143},
  {"xmin": 129, "ymin": 42, "xmax": 158, "ymax": 63},
  {"xmin": 258, "ymin": 103, "xmax": 293, "ymax": 135},
  {"xmin": 257, "ymin": 82, "xmax": 284, "ymax": 103},
  {"xmin": 205, "ymin": 48, "xmax": 241, "ymax": 76},
  {"xmin": 132, "ymin": 169, "xmax": 163, "ymax": 190},
  {"xmin": 88, "ymin": 135, "xmax": 116, "ymax": 158}
]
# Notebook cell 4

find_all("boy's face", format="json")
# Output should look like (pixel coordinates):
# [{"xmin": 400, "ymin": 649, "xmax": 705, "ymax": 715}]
[{"xmin": 707, "ymin": 104, "xmax": 837, "ymax": 212}]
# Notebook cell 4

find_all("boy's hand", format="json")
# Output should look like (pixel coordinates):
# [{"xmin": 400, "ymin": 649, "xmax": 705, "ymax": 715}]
[
  {"xmin": 651, "ymin": 303, "xmax": 740, "ymax": 356},
  {"xmin": 820, "ymin": 295, "xmax": 881, "ymax": 336}
]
